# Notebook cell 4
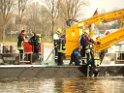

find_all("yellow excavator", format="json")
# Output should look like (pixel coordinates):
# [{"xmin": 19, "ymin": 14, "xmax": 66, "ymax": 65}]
[{"xmin": 66, "ymin": 8, "xmax": 124, "ymax": 61}]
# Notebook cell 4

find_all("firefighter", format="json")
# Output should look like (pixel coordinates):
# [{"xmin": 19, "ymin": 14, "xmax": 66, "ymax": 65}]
[
  {"xmin": 58, "ymin": 35, "xmax": 66, "ymax": 65},
  {"xmin": 24, "ymin": 35, "xmax": 33, "ymax": 63},
  {"xmin": 36, "ymin": 34, "xmax": 42, "ymax": 61},
  {"xmin": 17, "ymin": 30, "xmax": 25, "ymax": 60},
  {"xmin": 53, "ymin": 28, "xmax": 62, "ymax": 64},
  {"xmin": 69, "ymin": 47, "xmax": 82, "ymax": 66},
  {"xmin": 29, "ymin": 32, "xmax": 39, "ymax": 56},
  {"xmin": 93, "ymin": 56, "xmax": 100, "ymax": 77},
  {"xmin": 86, "ymin": 37, "xmax": 99, "ymax": 77},
  {"xmin": 36, "ymin": 34, "xmax": 42, "ymax": 53},
  {"xmin": 80, "ymin": 30, "xmax": 90, "ymax": 60},
  {"xmin": 80, "ymin": 30, "xmax": 99, "ymax": 77}
]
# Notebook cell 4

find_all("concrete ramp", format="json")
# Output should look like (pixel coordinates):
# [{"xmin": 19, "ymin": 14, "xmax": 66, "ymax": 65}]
[
  {"xmin": 99, "ymin": 64, "xmax": 124, "ymax": 76},
  {"xmin": 0, "ymin": 65, "xmax": 86, "ymax": 79},
  {"xmin": 0, "ymin": 64, "xmax": 123, "ymax": 79}
]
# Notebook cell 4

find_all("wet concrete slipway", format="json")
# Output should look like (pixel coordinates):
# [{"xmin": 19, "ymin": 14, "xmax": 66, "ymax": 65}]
[{"xmin": 0, "ymin": 45, "xmax": 124, "ymax": 93}]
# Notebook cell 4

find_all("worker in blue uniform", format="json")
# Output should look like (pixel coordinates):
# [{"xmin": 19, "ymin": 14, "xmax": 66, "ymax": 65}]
[{"xmin": 70, "ymin": 47, "xmax": 82, "ymax": 66}]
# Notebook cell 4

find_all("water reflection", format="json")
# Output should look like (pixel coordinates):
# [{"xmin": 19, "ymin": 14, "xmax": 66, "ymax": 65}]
[{"xmin": 0, "ymin": 77, "xmax": 123, "ymax": 93}]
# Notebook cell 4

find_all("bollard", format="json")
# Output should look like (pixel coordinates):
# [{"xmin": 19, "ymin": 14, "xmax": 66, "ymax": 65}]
[
  {"xmin": 10, "ymin": 46, "xmax": 13, "ymax": 53},
  {"xmin": 2, "ymin": 46, "xmax": 6, "ymax": 53}
]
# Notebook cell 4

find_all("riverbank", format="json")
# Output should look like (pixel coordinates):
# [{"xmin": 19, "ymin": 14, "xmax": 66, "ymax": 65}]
[{"xmin": 0, "ymin": 41, "xmax": 53, "ymax": 47}]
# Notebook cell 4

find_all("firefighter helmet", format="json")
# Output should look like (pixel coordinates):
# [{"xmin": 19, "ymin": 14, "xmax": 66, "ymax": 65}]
[
  {"xmin": 56, "ymin": 28, "xmax": 62, "ymax": 34},
  {"xmin": 36, "ymin": 34, "xmax": 41, "ymax": 38},
  {"xmin": 84, "ymin": 30, "xmax": 89, "ymax": 35}
]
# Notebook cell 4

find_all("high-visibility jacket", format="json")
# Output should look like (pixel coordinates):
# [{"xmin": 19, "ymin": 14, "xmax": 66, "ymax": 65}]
[
  {"xmin": 58, "ymin": 38, "xmax": 66, "ymax": 53},
  {"xmin": 17, "ymin": 34, "xmax": 25, "ymax": 50}
]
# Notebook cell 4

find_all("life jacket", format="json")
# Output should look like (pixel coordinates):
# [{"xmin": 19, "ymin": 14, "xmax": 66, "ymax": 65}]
[{"xmin": 24, "ymin": 42, "xmax": 32, "ymax": 53}]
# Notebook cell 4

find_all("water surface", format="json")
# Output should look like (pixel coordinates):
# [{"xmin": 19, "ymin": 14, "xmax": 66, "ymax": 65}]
[{"xmin": 0, "ymin": 77, "xmax": 123, "ymax": 93}]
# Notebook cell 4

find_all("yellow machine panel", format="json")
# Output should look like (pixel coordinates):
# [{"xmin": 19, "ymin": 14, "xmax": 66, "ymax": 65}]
[{"xmin": 66, "ymin": 28, "xmax": 81, "ymax": 59}]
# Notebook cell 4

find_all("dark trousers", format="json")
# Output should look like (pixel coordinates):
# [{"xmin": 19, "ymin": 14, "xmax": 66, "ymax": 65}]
[
  {"xmin": 25, "ymin": 54, "xmax": 32, "ymax": 64},
  {"xmin": 33, "ymin": 47, "xmax": 39, "ymax": 53},
  {"xmin": 58, "ymin": 52, "xmax": 64, "ymax": 65},
  {"xmin": 81, "ymin": 46, "xmax": 86, "ymax": 57},
  {"xmin": 32, "ymin": 45, "xmax": 39, "ymax": 59},
  {"xmin": 54, "ymin": 47, "xmax": 58, "ymax": 63},
  {"xmin": 19, "ymin": 50, "xmax": 23, "ymax": 60},
  {"xmin": 70, "ymin": 54, "xmax": 80, "ymax": 66}
]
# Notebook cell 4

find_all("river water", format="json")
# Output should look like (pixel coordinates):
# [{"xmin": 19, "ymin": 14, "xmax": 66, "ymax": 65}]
[{"xmin": 0, "ymin": 77, "xmax": 123, "ymax": 93}]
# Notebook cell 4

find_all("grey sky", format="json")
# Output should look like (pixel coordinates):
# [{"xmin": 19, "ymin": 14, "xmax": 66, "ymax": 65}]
[
  {"xmin": 35, "ymin": 0, "xmax": 124, "ymax": 20},
  {"xmin": 86, "ymin": 0, "xmax": 124, "ymax": 18}
]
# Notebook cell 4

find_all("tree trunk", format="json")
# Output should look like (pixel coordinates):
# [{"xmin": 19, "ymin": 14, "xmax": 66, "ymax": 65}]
[
  {"xmin": 2, "ymin": 25, "xmax": 6, "ymax": 43},
  {"xmin": 52, "ymin": 19, "xmax": 54, "ymax": 36}
]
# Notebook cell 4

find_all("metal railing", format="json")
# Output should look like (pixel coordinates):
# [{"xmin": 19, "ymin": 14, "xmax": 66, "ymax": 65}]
[{"xmin": 115, "ymin": 51, "xmax": 124, "ymax": 62}]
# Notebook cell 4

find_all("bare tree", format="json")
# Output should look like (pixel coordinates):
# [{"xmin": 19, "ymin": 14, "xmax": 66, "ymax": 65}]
[
  {"xmin": 0, "ymin": 0, "xmax": 15, "ymax": 42},
  {"xmin": 44, "ymin": 0, "xmax": 60, "ymax": 35},
  {"xmin": 44, "ymin": 0, "xmax": 88, "ymax": 34},
  {"xmin": 59, "ymin": 0, "xmax": 88, "ymax": 27},
  {"xmin": 26, "ymin": 2, "xmax": 51, "ymax": 38},
  {"xmin": 26, "ymin": 2, "xmax": 42, "ymax": 32},
  {"xmin": 16, "ymin": 0, "xmax": 28, "ymax": 30}
]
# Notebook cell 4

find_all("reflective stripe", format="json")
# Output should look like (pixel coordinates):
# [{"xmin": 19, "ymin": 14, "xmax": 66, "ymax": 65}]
[
  {"xmin": 17, "ymin": 42, "xmax": 24, "ymax": 50},
  {"xmin": 82, "ymin": 57, "xmax": 86, "ymax": 59},
  {"xmin": 55, "ymin": 56, "xmax": 58, "ymax": 59},
  {"xmin": 82, "ymin": 57, "xmax": 87, "ymax": 63},
  {"xmin": 58, "ymin": 39, "xmax": 65, "ymax": 53},
  {"xmin": 86, "ymin": 49, "xmax": 90, "ymax": 53},
  {"xmin": 58, "ymin": 43, "xmax": 65, "ymax": 53},
  {"xmin": 94, "ymin": 56, "xmax": 100, "ymax": 67}
]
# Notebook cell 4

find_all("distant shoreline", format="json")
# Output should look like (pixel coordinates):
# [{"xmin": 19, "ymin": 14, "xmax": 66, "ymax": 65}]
[{"xmin": 0, "ymin": 42, "xmax": 53, "ymax": 47}]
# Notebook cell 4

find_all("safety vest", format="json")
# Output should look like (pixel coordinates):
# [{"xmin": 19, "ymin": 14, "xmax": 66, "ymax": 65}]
[
  {"xmin": 17, "ymin": 36, "xmax": 25, "ymax": 50},
  {"xmin": 85, "ymin": 41, "xmax": 94, "ymax": 53},
  {"xmin": 85, "ymin": 42, "xmax": 95, "ymax": 65},
  {"xmin": 85, "ymin": 45, "xmax": 90, "ymax": 53},
  {"xmin": 58, "ymin": 38, "xmax": 66, "ymax": 53}
]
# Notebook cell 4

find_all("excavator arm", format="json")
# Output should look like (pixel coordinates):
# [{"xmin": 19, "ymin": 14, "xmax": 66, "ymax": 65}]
[
  {"xmin": 94, "ymin": 28, "xmax": 124, "ymax": 53},
  {"xmin": 72, "ymin": 9, "xmax": 124, "ymax": 28}
]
